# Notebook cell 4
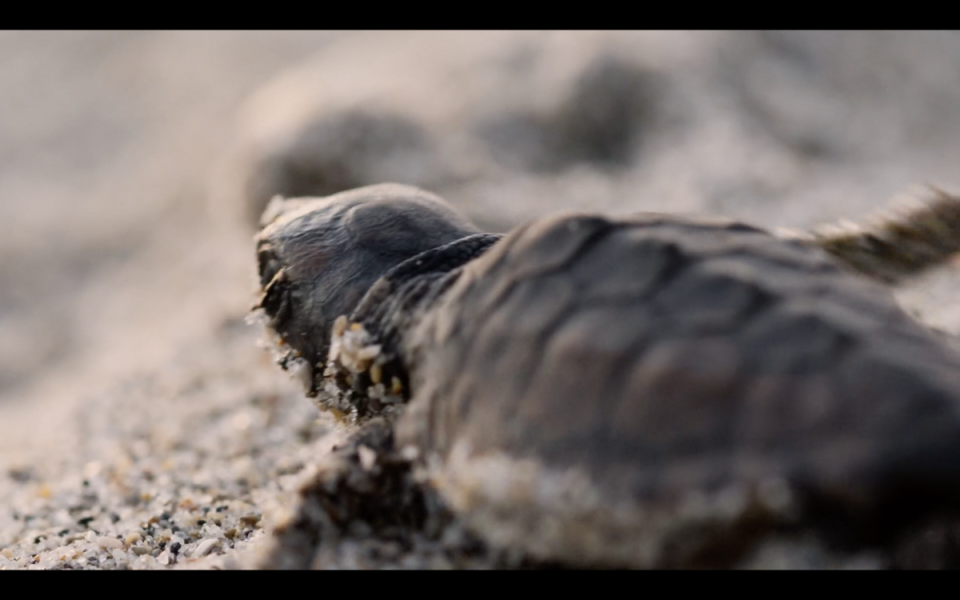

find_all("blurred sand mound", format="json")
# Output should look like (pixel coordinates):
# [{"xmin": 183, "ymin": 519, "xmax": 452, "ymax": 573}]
[{"xmin": 226, "ymin": 31, "xmax": 960, "ymax": 234}]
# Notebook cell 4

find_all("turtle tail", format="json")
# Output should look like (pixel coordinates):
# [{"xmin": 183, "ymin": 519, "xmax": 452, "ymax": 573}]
[{"xmin": 796, "ymin": 186, "xmax": 960, "ymax": 285}]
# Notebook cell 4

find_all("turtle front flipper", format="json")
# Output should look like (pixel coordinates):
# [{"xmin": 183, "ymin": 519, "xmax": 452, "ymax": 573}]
[{"xmin": 397, "ymin": 211, "xmax": 960, "ymax": 568}]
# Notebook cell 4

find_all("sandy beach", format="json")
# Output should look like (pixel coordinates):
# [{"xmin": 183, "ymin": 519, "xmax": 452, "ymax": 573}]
[{"xmin": 3, "ymin": 31, "xmax": 960, "ymax": 569}]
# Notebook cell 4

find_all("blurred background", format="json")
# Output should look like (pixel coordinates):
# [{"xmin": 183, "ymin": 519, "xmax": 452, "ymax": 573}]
[
  {"xmin": 3, "ymin": 30, "xmax": 960, "ymax": 461},
  {"xmin": 0, "ymin": 32, "xmax": 345, "ymax": 451}
]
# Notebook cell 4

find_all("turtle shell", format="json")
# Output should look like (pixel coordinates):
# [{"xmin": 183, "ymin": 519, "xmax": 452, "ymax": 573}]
[{"xmin": 395, "ymin": 212, "xmax": 960, "ymax": 567}]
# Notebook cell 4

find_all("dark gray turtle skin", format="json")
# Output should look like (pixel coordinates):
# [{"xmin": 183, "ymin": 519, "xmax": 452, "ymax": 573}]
[{"xmin": 256, "ymin": 183, "xmax": 960, "ymax": 568}]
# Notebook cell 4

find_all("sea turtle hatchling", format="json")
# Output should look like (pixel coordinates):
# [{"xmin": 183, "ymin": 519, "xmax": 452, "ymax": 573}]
[{"xmin": 253, "ymin": 183, "xmax": 960, "ymax": 568}]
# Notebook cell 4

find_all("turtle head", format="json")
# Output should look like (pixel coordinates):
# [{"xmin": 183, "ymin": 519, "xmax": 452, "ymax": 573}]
[{"xmin": 255, "ymin": 183, "xmax": 480, "ymax": 391}]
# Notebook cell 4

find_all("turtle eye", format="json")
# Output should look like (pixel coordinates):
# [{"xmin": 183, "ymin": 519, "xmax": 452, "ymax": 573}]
[
  {"xmin": 257, "ymin": 241, "xmax": 283, "ymax": 288},
  {"xmin": 257, "ymin": 268, "xmax": 292, "ymax": 328}
]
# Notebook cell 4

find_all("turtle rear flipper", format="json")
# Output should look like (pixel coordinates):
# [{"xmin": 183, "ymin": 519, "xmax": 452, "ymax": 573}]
[{"xmin": 804, "ymin": 186, "xmax": 960, "ymax": 285}]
